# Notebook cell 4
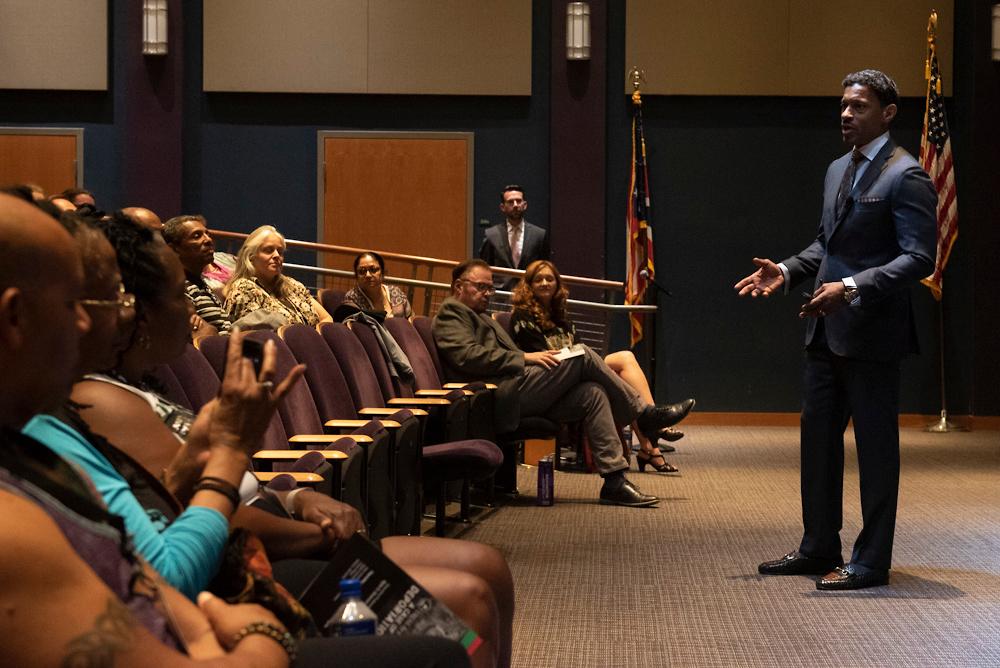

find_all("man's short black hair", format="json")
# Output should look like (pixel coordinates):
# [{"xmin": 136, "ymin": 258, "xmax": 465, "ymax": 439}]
[
  {"xmin": 452, "ymin": 258, "xmax": 491, "ymax": 284},
  {"xmin": 162, "ymin": 214, "xmax": 206, "ymax": 245},
  {"xmin": 842, "ymin": 69, "xmax": 899, "ymax": 109},
  {"xmin": 501, "ymin": 185, "xmax": 525, "ymax": 201}
]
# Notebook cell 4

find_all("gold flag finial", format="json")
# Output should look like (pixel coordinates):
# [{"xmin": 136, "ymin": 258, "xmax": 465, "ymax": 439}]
[{"xmin": 629, "ymin": 67, "xmax": 645, "ymax": 105}]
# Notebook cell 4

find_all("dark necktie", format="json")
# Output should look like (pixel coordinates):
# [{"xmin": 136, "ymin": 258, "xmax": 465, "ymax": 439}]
[{"xmin": 836, "ymin": 149, "xmax": 865, "ymax": 217}]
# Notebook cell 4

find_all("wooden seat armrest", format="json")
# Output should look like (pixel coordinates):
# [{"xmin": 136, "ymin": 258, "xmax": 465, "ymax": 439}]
[
  {"xmin": 324, "ymin": 419, "xmax": 401, "ymax": 429},
  {"xmin": 359, "ymin": 407, "xmax": 429, "ymax": 417},
  {"xmin": 254, "ymin": 471, "xmax": 325, "ymax": 485},
  {"xmin": 287, "ymin": 434, "xmax": 373, "ymax": 445},
  {"xmin": 416, "ymin": 389, "xmax": 474, "ymax": 397},
  {"xmin": 388, "ymin": 397, "xmax": 450, "ymax": 406},
  {"xmin": 443, "ymin": 382, "xmax": 497, "ymax": 390},
  {"xmin": 253, "ymin": 449, "xmax": 349, "ymax": 461}
]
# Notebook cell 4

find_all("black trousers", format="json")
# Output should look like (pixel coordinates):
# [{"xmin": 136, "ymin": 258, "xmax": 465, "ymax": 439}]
[{"xmin": 797, "ymin": 344, "xmax": 901, "ymax": 572}]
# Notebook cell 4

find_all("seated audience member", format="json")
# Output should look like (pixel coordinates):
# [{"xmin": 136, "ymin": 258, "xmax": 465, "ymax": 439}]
[
  {"xmin": 164, "ymin": 214, "xmax": 234, "ymax": 335},
  {"xmin": 343, "ymin": 251, "xmax": 413, "ymax": 319},
  {"xmin": 48, "ymin": 193, "xmax": 77, "ymax": 212},
  {"xmin": 25, "ymin": 212, "xmax": 301, "ymax": 600},
  {"xmin": 224, "ymin": 225, "xmax": 333, "ymax": 329},
  {"xmin": 69, "ymin": 218, "xmax": 512, "ymax": 668},
  {"xmin": 511, "ymin": 260, "xmax": 690, "ymax": 473},
  {"xmin": 433, "ymin": 260, "xmax": 695, "ymax": 507},
  {"xmin": 122, "ymin": 205, "xmax": 164, "ymax": 231},
  {"xmin": 0, "ymin": 193, "xmax": 296, "ymax": 667},
  {"xmin": 62, "ymin": 186, "xmax": 97, "ymax": 208}
]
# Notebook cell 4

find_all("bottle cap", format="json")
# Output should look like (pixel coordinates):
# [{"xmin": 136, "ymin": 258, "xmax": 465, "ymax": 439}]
[{"xmin": 339, "ymin": 578, "xmax": 363, "ymax": 598}]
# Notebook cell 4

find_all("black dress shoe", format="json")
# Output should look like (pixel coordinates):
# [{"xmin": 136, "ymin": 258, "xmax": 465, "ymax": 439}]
[
  {"xmin": 599, "ymin": 479, "xmax": 658, "ymax": 507},
  {"xmin": 757, "ymin": 552, "xmax": 843, "ymax": 576},
  {"xmin": 659, "ymin": 444, "xmax": 677, "ymax": 453},
  {"xmin": 636, "ymin": 399, "xmax": 696, "ymax": 441},
  {"xmin": 816, "ymin": 566, "xmax": 890, "ymax": 590}
]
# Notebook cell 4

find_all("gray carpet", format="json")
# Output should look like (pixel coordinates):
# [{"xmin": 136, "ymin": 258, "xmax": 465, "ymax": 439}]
[{"xmin": 462, "ymin": 425, "xmax": 1000, "ymax": 667}]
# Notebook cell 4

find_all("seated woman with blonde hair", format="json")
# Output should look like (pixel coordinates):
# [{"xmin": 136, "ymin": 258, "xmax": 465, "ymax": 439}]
[
  {"xmin": 224, "ymin": 225, "xmax": 332, "ymax": 328},
  {"xmin": 510, "ymin": 260, "xmax": 692, "ymax": 473}
]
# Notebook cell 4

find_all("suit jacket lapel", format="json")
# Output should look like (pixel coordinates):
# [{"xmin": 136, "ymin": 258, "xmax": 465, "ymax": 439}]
[
  {"xmin": 497, "ymin": 223, "xmax": 514, "ymax": 266},
  {"xmin": 853, "ymin": 138, "xmax": 896, "ymax": 199},
  {"xmin": 831, "ymin": 138, "xmax": 897, "ymax": 236}
]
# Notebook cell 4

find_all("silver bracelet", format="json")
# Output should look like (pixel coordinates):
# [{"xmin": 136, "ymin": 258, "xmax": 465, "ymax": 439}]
[{"xmin": 232, "ymin": 621, "xmax": 297, "ymax": 661}]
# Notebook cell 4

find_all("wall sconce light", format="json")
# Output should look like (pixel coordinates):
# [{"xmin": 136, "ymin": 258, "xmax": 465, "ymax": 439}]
[
  {"xmin": 143, "ymin": 0, "xmax": 168, "ymax": 56},
  {"xmin": 993, "ymin": 4, "xmax": 1000, "ymax": 61},
  {"xmin": 566, "ymin": 2, "xmax": 590, "ymax": 60}
]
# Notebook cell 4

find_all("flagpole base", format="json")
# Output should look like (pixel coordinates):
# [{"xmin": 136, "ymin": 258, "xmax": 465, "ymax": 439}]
[{"xmin": 924, "ymin": 410, "xmax": 968, "ymax": 433}]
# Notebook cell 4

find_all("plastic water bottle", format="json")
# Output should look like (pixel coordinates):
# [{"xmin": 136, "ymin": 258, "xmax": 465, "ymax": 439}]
[{"xmin": 328, "ymin": 578, "xmax": 378, "ymax": 636}]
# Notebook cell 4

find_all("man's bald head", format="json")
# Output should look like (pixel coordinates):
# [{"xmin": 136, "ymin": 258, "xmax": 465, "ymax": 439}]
[
  {"xmin": 0, "ymin": 194, "xmax": 91, "ymax": 427},
  {"xmin": 121, "ymin": 206, "xmax": 163, "ymax": 231}
]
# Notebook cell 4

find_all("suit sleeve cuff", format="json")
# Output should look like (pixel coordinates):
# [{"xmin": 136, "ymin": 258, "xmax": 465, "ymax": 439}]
[{"xmin": 777, "ymin": 263, "xmax": 791, "ymax": 295}]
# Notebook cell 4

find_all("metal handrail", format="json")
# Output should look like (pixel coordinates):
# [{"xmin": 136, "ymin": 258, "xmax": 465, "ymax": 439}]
[{"xmin": 210, "ymin": 229, "xmax": 625, "ymax": 292}]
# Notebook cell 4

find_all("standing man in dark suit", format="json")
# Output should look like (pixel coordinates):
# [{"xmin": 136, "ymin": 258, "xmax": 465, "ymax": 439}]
[
  {"xmin": 734, "ymin": 70, "xmax": 937, "ymax": 590},
  {"xmin": 479, "ymin": 185, "xmax": 550, "ymax": 289}
]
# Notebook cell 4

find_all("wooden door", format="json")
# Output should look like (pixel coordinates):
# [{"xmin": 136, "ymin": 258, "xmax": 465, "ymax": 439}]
[{"xmin": 0, "ymin": 129, "xmax": 81, "ymax": 196}]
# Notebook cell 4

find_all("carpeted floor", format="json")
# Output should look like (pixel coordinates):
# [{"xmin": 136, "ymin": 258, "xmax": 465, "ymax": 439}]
[{"xmin": 462, "ymin": 425, "xmax": 1000, "ymax": 667}]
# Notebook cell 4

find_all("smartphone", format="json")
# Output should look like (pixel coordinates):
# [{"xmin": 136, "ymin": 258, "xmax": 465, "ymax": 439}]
[
  {"xmin": 242, "ymin": 338, "xmax": 265, "ymax": 376},
  {"xmin": 223, "ymin": 337, "xmax": 265, "ymax": 376}
]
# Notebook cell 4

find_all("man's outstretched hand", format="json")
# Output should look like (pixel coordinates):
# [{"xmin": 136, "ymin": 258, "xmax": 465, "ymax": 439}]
[{"xmin": 734, "ymin": 258, "xmax": 785, "ymax": 298}]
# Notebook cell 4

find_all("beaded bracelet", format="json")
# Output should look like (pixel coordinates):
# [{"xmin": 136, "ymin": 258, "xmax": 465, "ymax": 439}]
[
  {"xmin": 232, "ymin": 621, "xmax": 297, "ymax": 661},
  {"xmin": 192, "ymin": 476, "xmax": 240, "ymax": 510}
]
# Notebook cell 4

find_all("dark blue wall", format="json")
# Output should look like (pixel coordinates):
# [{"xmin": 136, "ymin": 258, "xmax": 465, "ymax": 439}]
[{"xmin": 182, "ymin": 0, "xmax": 551, "ymax": 255}]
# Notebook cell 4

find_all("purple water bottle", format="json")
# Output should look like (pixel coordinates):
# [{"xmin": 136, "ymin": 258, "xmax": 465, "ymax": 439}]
[{"xmin": 537, "ymin": 455, "xmax": 554, "ymax": 506}]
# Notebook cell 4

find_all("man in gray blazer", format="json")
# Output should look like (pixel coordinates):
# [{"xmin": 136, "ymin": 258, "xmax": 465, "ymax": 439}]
[
  {"xmin": 479, "ymin": 185, "xmax": 550, "ymax": 289},
  {"xmin": 434, "ymin": 259, "xmax": 695, "ymax": 507},
  {"xmin": 735, "ymin": 70, "xmax": 937, "ymax": 590}
]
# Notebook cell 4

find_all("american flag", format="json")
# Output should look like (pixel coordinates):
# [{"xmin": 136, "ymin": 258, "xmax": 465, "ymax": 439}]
[
  {"xmin": 625, "ymin": 90, "xmax": 654, "ymax": 347},
  {"xmin": 919, "ymin": 14, "xmax": 958, "ymax": 301}
]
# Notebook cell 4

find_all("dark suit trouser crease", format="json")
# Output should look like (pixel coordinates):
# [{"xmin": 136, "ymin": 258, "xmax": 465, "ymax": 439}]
[
  {"xmin": 515, "ymin": 346, "xmax": 642, "ymax": 474},
  {"xmin": 798, "ymin": 341, "xmax": 901, "ymax": 572}
]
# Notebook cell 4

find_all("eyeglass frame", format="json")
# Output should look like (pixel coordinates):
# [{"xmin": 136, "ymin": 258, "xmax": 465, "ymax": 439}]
[
  {"xmin": 355, "ymin": 265, "xmax": 382, "ymax": 276},
  {"xmin": 460, "ymin": 279, "xmax": 496, "ymax": 294},
  {"xmin": 78, "ymin": 282, "xmax": 136, "ymax": 314}
]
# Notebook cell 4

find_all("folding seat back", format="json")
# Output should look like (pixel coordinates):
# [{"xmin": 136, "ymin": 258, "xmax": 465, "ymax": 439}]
[
  {"xmin": 349, "ymin": 320, "xmax": 411, "ymax": 399},
  {"xmin": 317, "ymin": 288, "xmax": 346, "ymax": 315},
  {"xmin": 149, "ymin": 364, "xmax": 192, "ymax": 409},
  {"xmin": 411, "ymin": 315, "xmax": 445, "ymax": 380},
  {"xmin": 318, "ymin": 322, "xmax": 389, "ymax": 412},
  {"xmin": 170, "ymin": 342, "xmax": 221, "ymax": 410},
  {"xmin": 382, "ymin": 317, "xmax": 444, "ymax": 390},
  {"xmin": 279, "ymin": 324, "xmax": 359, "ymax": 421}
]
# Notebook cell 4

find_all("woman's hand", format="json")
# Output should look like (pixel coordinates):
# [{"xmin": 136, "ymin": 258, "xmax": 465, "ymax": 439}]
[
  {"xmin": 208, "ymin": 330, "xmax": 306, "ymax": 455},
  {"xmin": 197, "ymin": 592, "xmax": 290, "ymax": 665}
]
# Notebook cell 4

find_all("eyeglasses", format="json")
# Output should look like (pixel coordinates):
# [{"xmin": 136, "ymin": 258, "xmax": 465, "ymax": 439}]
[
  {"xmin": 356, "ymin": 266, "xmax": 382, "ymax": 276},
  {"xmin": 79, "ymin": 282, "xmax": 136, "ymax": 316},
  {"xmin": 462, "ymin": 280, "xmax": 496, "ymax": 294}
]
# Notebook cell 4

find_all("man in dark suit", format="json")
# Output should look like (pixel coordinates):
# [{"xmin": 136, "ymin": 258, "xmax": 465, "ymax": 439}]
[
  {"xmin": 734, "ymin": 69, "xmax": 937, "ymax": 590},
  {"xmin": 478, "ymin": 185, "xmax": 550, "ymax": 289},
  {"xmin": 433, "ymin": 259, "xmax": 695, "ymax": 507}
]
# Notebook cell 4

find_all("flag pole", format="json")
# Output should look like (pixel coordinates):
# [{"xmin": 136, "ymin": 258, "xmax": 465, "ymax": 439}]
[
  {"xmin": 919, "ymin": 11, "xmax": 966, "ymax": 433},
  {"xmin": 925, "ymin": 296, "xmax": 966, "ymax": 432}
]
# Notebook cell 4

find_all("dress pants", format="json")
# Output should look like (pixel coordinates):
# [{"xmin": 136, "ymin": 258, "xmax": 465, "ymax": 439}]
[
  {"xmin": 514, "ymin": 345, "xmax": 643, "ymax": 474},
  {"xmin": 798, "ymin": 341, "xmax": 902, "ymax": 572}
]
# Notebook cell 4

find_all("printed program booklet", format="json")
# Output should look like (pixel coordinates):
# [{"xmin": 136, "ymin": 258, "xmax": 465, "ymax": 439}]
[{"xmin": 298, "ymin": 533, "xmax": 482, "ymax": 656}]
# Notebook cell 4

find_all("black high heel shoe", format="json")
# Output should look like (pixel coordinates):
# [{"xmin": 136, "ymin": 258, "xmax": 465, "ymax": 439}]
[{"xmin": 636, "ymin": 450, "xmax": 679, "ymax": 474}]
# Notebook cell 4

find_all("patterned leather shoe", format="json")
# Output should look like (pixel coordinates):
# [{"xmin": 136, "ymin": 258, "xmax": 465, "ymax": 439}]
[
  {"xmin": 599, "ymin": 479, "xmax": 659, "ymax": 507},
  {"xmin": 816, "ymin": 566, "xmax": 890, "ymax": 590},
  {"xmin": 636, "ymin": 399, "xmax": 696, "ymax": 442},
  {"xmin": 757, "ymin": 552, "xmax": 843, "ymax": 576}
]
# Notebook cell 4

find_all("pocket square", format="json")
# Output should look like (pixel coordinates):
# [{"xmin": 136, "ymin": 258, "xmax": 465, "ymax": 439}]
[{"xmin": 857, "ymin": 196, "xmax": 884, "ymax": 204}]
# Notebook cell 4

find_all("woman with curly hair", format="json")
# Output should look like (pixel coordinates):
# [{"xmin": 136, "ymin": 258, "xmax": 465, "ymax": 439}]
[
  {"xmin": 510, "ymin": 260, "xmax": 688, "ymax": 473},
  {"xmin": 224, "ymin": 225, "xmax": 332, "ymax": 328}
]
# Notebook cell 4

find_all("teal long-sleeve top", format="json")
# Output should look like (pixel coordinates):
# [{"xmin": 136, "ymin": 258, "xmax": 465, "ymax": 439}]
[{"xmin": 23, "ymin": 414, "xmax": 228, "ymax": 600}]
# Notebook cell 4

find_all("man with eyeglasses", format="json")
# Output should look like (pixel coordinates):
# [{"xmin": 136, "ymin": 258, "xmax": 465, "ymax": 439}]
[{"xmin": 433, "ymin": 259, "xmax": 694, "ymax": 507}]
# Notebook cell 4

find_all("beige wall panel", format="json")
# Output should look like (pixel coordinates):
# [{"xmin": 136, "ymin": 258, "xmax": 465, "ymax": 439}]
[
  {"xmin": 203, "ymin": 0, "xmax": 367, "ymax": 93},
  {"xmin": 625, "ymin": 0, "xmax": 789, "ymax": 95},
  {"xmin": 789, "ymin": 1, "xmax": 953, "ymax": 97},
  {"xmin": 367, "ymin": 0, "xmax": 531, "ymax": 95},
  {"xmin": 0, "ymin": 0, "xmax": 106, "ymax": 90}
]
